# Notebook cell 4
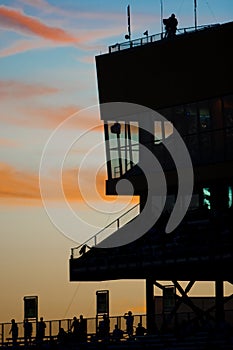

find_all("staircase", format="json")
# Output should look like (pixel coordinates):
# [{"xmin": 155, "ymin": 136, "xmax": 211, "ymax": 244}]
[{"xmin": 71, "ymin": 203, "xmax": 140, "ymax": 259}]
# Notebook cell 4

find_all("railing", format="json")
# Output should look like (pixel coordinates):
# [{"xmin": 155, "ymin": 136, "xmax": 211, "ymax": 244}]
[
  {"xmin": 1, "ymin": 310, "xmax": 233, "ymax": 346},
  {"xmin": 108, "ymin": 24, "xmax": 219, "ymax": 53},
  {"xmin": 71, "ymin": 203, "xmax": 140, "ymax": 259},
  {"xmin": 0, "ymin": 314, "xmax": 146, "ymax": 345}
]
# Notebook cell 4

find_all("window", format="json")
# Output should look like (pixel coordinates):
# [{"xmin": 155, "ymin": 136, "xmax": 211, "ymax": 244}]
[
  {"xmin": 203, "ymin": 188, "xmax": 211, "ymax": 209},
  {"xmin": 106, "ymin": 121, "xmax": 139, "ymax": 178}
]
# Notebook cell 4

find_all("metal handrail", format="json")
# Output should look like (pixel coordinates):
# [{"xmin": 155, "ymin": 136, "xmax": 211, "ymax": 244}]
[
  {"xmin": 71, "ymin": 203, "xmax": 140, "ymax": 258},
  {"xmin": 108, "ymin": 24, "xmax": 219, "ymax": 53}
]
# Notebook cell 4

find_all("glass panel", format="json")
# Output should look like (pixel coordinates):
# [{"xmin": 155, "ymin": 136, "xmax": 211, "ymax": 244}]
[
  {"xmin": 154, "ymin": 121, "xmax": 173, "ymax": 143},
  {"xmin": 173, "ymin": 105, "xmax": 186, "ymax": 135},
  {"xmin": 209, "ymin": 98, "xmax": 224, "ymax": 162},
  {"xmin": 189, "ymin": 194, "xmax": 199, "ymax": 210},
  {"xmin": 165, "ymin": 121, "xmax": 173, "ymax": 138},
  {"xmin": 185, "ymin": 103, "xmax": 198, "ymax": 135},
  {"xmin": 200, "ymin": 130, "xmax": 212, "ymax": 162},
  {"xmin": 154, "ymin": 121, "xmax": 162, "ymax": 143},
  {"xmin": 176, "ymin": 103, "xmax": 199, "ymax": 162},
  {"xmin": 203, "ymin": 188, "xmax": 211, "ymax": 210},
  {"xmin": 129, "ymin": 121, "xmax": 139, "ymax": 166},
  {"xmin": 107, "ymin": 121, "xmax": 139, "ymax": 178},
  {"xmin": 228, "ymin": 186, "xmax": 232, "ymax": 208},
  {"xmin": 199, "ymin": 101, "xmax": 211, "ymax": 130},
  {"xmin": 198, "ymin": 101, "xmax": 212, "ymax": 162}
]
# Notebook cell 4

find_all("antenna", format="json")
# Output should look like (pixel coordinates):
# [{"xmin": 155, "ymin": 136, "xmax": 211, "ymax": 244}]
[
  {"xmin": 194, "ymin": 0, "xmax": 197, "ymax": 30},
  {"xmin": 125, "ymin": 4, "xmax": 131, "ymax": 40},
  {"xmin": 160, "ymin": 0, "xmax": 164, "ymax": 39}
]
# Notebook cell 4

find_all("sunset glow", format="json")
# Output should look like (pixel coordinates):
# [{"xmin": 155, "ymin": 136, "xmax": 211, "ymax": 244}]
[{"xmin": 1, "ymin": 0, "xmax": 233, "ymax": 324}]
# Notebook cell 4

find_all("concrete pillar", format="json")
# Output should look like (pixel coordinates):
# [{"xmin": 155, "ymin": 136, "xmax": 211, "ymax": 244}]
[
  {"xmin": 215, "ymin": 280, "xmax": 225, "ymax": 325},
  {"xmin": 146, "ymin": 278, "xmax": 155, "ymax": 334}
]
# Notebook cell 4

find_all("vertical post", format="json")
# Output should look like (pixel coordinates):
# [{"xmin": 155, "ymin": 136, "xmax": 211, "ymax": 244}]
[
  {"xmin": 127, "ymin": 5, "xmax": 131, "ymax": 40},
  {"xmin": 124, "ymin": 122, "xmax": 128, "ymax": 172},
  {"xmin": 160, "ymin": 0, "xmax": 164, "ymax": 39},
  {"xmin": 215, "ymin": 280, "xmax": 225, "ymax": 325},
  {"xmin": 127, "ymin": 123, "xmax": 133, "ymax": 169},
  {"xmin": 104, "ymin": 123, "xmax": 112, "ymax": 180},
  {"xmin": 194, "ymin": 0, "xmax": 197, "ymax": 31},
  {"xmin": 146, "ymin": 278, "xmax": 155, "ymax": 334},
  {"xmin": 117, "ymin": 133, "xmax": 123, "ymax": 177},
  {"xmin": 2, "ymin": 323, "xmax": 4, "ymax": 346},
  {"xmin": 49, "ymin": 321, "xmax": 52, "ymax": 338}
]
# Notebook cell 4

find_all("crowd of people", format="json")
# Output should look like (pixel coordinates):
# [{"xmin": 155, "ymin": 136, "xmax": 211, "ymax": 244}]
[
  {"xmin": 6, "ymin": 311, "xmax": 233, "ymax": 349},
  {"xmin": 6, "ymin": 310, "xmax": 147, "ymax": 347},
  {"xmin": 8, "ymin": 316, "xmax": 46, "ymax": 346}
]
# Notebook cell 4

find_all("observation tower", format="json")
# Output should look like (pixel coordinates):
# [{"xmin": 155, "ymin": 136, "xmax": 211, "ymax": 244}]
[{"xmin": 70, "ymin": 20, "xmax": 233, "ymax": 333}]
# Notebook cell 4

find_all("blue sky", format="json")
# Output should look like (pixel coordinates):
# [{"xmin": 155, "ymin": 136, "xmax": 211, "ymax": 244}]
[{"xmin": 0, "ymin": 0, "xmax": 233, "ymax": 323}]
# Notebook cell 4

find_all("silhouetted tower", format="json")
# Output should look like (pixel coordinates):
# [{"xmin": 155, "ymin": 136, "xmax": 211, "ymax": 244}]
[{"xmin": 70, "ymin": 21, "xmax": 233, "ymax": 332}]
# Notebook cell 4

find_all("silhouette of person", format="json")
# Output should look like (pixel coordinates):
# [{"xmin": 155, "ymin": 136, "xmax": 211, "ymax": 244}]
[
  {"xmin": 79, "ymin": 315, "xmax": 87, "ymax": 342},
  {"xmin": 79, "ymin": 244, "xmax": 87, "ymax": 255},
  {"xmin": 98, "ymin": 314, "xmax": 110, "ymax": 340},
  {"xmin": 71, "ymin": 316, "xmax": 79, "ymax": 341},
  {"xmin": 24, "ymin": 318, "xmax": 32, "ymax": 344},
  {"xmin": 135, "ymin": 322, "xmax": 147, "ymax": 336},
  {"xmin": 37, "ymin": 317, "xmax": 46, "ymax": 343},
  {"xmin": 9, "ymin": 319, "xmax": 18, "ymax": 346},
  {"xmin": 163, "ymin": 13, "xmax": 178, "ymax": 39},
  {"xmin": 124, "ymin": 311, "xmax": 134, "ymax": 337},
  {"xmin": 112, "ymin": 324, "xmax": 124, "ymax": 342},
  {"xmin": 57, "ymin": 327, "xmax": 68, "ymax": 346}
]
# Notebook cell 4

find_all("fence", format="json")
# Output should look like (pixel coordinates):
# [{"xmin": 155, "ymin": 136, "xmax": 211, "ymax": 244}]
[
  {"xmin": 1, "ymin": 309, "xmax": 233, "ymax": 345},
  {"xmin": 107, "ymin": 24, "xmax": 219, "ymax": 54}
]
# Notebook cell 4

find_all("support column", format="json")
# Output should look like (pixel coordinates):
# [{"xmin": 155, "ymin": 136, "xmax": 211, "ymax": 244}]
[
  {"xmin": 146, "ymin": 278, "xmax": 155, "ymax": 334},
  {"xmin": 215, "ymin": 280, "xmax": 225, "ymax": 325}
]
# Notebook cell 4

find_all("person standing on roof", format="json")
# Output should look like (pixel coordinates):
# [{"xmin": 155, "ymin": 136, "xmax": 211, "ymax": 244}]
[{"xmin": 163, "ymin": 13, "xmax": 178, "ymax": 39}]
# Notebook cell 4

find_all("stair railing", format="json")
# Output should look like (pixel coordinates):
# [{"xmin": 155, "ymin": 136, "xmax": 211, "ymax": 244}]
[{"xmin": 71, "ymin": 203, "xmax": 140, "ymax": 258}]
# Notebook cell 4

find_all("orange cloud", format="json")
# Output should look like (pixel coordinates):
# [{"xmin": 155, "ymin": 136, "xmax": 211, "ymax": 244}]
[
  {"xmin": 0, "ymin": 138, "xmax": 20, "ymax": 147},
  {"xmin": 0, "ymin": 162, "xmax": 138, "ymax": 208},
  {"xmin": 0, "ymin": 163, "xmax": 40, "ymax": 200},
  {"xmin": 6, "ymin": 105, "xmax": 104, "ymax": 131},
  {"xmin": 0, "ymin": 80, "xmax": 59, "ymax": 100},
  {"xmin": 62, "ymin": 167, "xmax": 138, "ymax": 206},
  {"xmin": 0, "ymin": 5, "xmax": 77, "ymax": 43},
  {"xmin": 62, "ymin": 167, "xmax": 112, "ymax": 202}
]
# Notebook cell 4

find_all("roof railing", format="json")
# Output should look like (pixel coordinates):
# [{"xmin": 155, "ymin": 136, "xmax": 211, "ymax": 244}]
[{"xmin": 108, "ymin": 24, "xmax": 219, "ymax": 53}]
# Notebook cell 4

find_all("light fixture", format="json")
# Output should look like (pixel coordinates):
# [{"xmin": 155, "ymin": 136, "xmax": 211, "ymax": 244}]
[{"xmin": 111, "ymin": 122, "xmax": 121, "ymax": 135}]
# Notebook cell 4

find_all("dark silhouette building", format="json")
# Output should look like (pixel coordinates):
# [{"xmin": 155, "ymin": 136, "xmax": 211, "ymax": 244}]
[{"xmin": 70, "ymin": 21, "xmax": 233, "ymax": 333}]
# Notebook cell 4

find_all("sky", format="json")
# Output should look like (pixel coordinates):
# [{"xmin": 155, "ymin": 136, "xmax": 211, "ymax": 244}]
[{"xmin": 0, "ymin": 0, "xmax": 233, "ymax": 324}]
